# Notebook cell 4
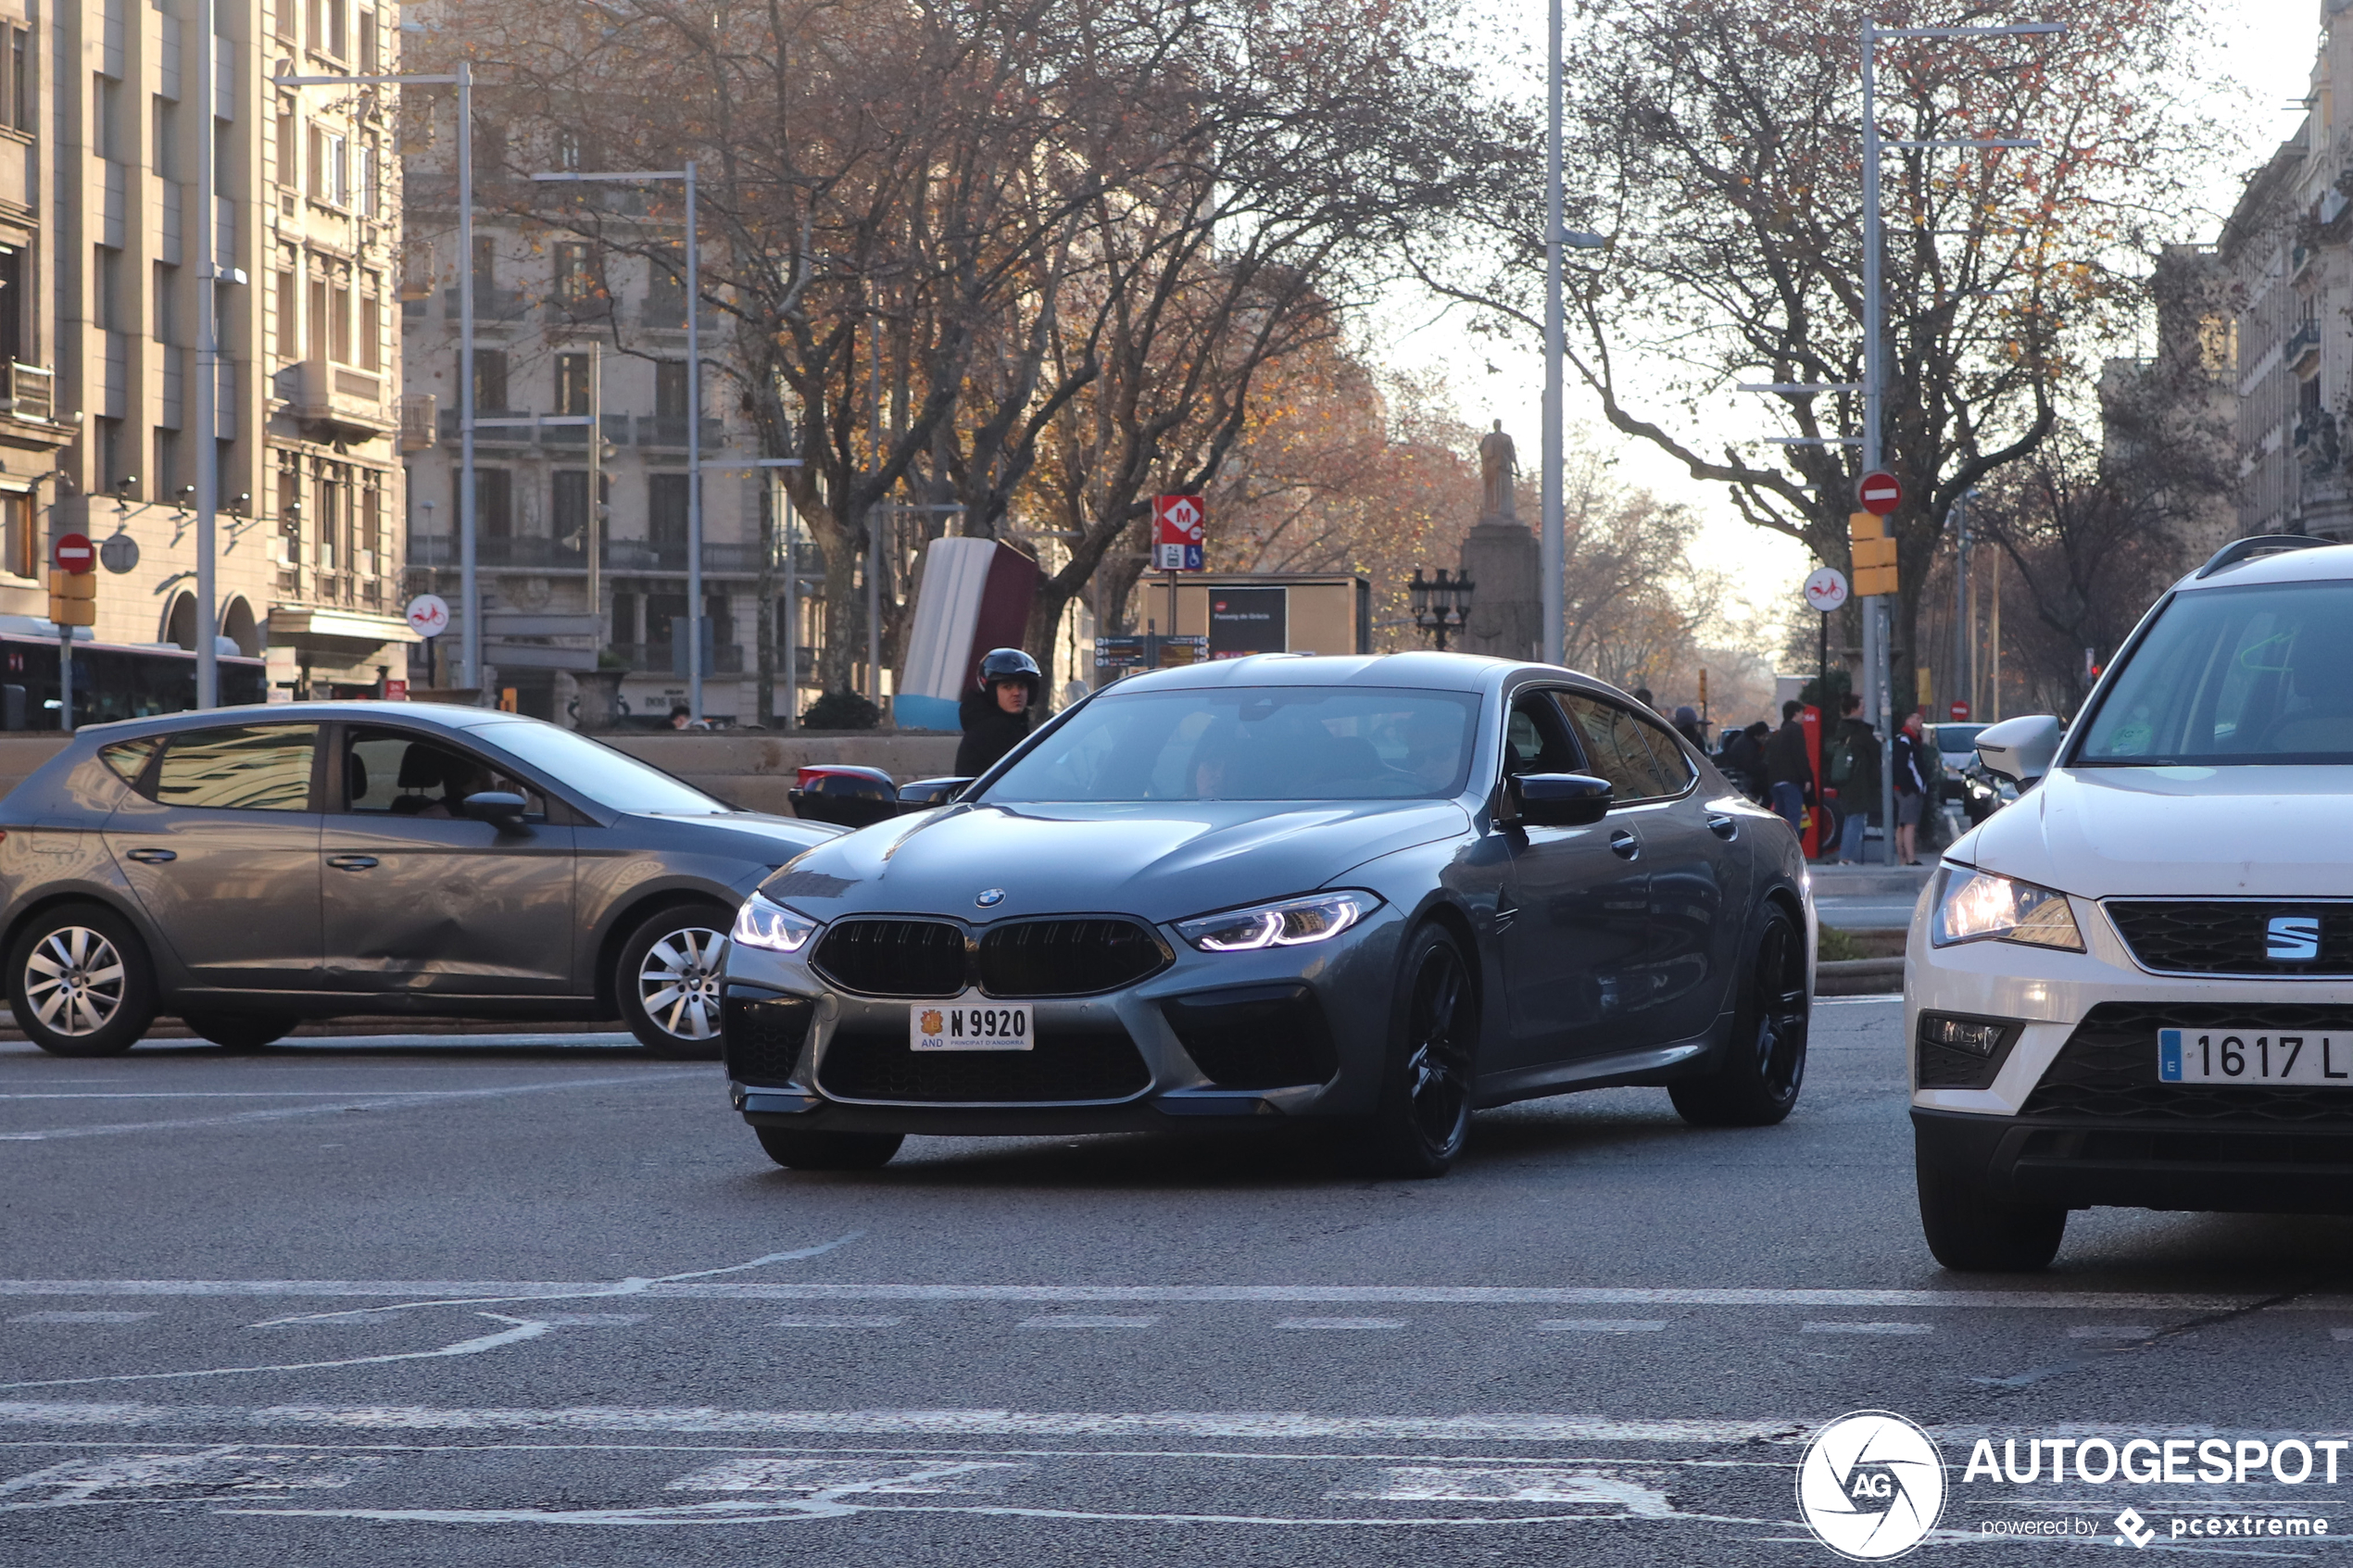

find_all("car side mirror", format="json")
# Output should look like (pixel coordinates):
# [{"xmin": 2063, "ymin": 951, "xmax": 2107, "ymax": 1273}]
[
  {"xmin": 1510, "ymin": 772, "xmax": 1614, "ymax": 828},
  {"xmin": 787, "ymin": 765, "xmax": 900, "ymax": 829},
  {"xmin": 461, "ymin": 790, "xmax": 530, "ymax": 832},
  {"xmin": 1974, "ymin": 715, "xmax": 2063, "ymax": 787},
  {"xmin": 896, "ymin": 776, "xmax": 975, "ymax": 813}
]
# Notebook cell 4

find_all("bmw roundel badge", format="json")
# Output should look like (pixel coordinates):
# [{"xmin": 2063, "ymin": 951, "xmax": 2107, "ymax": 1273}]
[{"xmin": 975, "ymin": 888, "xmax": 1007, "ymax": 908}]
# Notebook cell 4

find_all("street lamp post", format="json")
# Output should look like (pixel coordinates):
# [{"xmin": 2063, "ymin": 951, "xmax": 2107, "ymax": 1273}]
[
  {"xmin": 278, "ymin": 61, "xmax": 474, "ymax": 690},
  {"xmin": 1541, "ymin": 0, "xmax": 1563, "ymax": 667},
  {"xmin": 534, "ymin": 164, "xmax": 703, "ymax": 718},
  {"xmin": 1857, "ymin": 18, "xmax": 2058, "ymax": 857},
  {"xmin": 1409, "ymin": 569, "xmax": 1476, "ymax": 651}
]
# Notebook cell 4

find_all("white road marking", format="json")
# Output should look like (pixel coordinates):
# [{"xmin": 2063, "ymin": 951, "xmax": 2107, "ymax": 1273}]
[
  {"xmin": 0, "ymin": 1447, "xmax": 386, "ymax": 1509},
  {"xmin": 1277, "ymin": 1318, "xmax": 1406, "ymax": 1330},
  {"xmin": 0, "ymin": 1314, "xmax": 552, "ymax": 1391},
  {"xmin": 1019, "ymin": 1314, "xmax": 1160, "ymax": 1330},
  {"xmin": 0, "ymin": 1401, "xmax": 1800, "ymax": 1443},
  {"xmin": 1535, "ymin": 1320, "xmax": 1668, "ymax": 1334},
  {"xmin": 2068, "ymin": 1325, "xmax": 2158, "ymax": 1339},
  {"xmin": 247, "ymin": 1233, "xmax": 864, "ymax": 1327},
  {"xmin": 0, "ymin": 1278, "xmax": 2301, "ymax": 1311},
  {"xmin": 1328, "ymin": 1467, "xmax": 1674, "ymax": 1512},
  {"xmin": 2332, "ymin": 1327, "xmax": 2353, "ymax": 1343},
  {"xmin": 772, "ymin": 1316, "xmax": 906, "ymax": 1329},
  {"xmin": 9, "ymin": 1311, "xmax": 155, "ymax": 1324},
  {"xmin": 1799, "ymin": 1322, "xmax": 1931, "ymax": 1336},
  {"xmin": 0, "ymin": 1072, "xmax": 706, "ymax": 1142},
  {"xmin": 667, "ymin": 1457, "xmax": 1028, "ymax": 1493}
]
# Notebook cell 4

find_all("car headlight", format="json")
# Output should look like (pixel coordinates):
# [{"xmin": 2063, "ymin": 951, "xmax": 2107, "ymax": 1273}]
[
  {"xmin": 731, "ymin": 892, "xmax": 820, "ymax": 954},
  {"xmin": 1175, "ymin": 890, "xmax": 1381, "ymax": 952},
  {"xmin": 1930, "ymin": 867, "xmax": 2083, "ymax": 952}
]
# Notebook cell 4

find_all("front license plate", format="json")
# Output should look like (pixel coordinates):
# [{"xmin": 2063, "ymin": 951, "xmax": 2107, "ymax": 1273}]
[
  {"xmin": 2159, "ymin": 1028, "xmax": 2353, "ymax": 1085},
  {"xmin": 911, "ymin": 1000, "xmax": 1034, "ymax": 1052}
]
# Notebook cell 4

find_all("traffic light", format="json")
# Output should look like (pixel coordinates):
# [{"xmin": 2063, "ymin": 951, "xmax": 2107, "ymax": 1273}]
[
  {"xmin": 47, "ymin": 570, "xmax": 95, "ymax": 627},
  {"xmin": 1848, "ymin": 511, "xmax": 1900, "ymax": 597}
]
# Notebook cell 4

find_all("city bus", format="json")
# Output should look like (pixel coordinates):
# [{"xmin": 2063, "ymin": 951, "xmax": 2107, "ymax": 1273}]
[{"xmin": 0, "ymin": 632, "xmax": 268, "ymax": 729}]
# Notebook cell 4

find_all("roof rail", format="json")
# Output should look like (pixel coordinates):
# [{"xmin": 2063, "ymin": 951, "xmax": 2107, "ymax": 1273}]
[{"xmin": 2193, "ymin": 533, "xmax": 2334, "ymax": 580}]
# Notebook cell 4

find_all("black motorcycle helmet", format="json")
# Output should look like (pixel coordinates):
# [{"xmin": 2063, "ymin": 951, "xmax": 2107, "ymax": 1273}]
[{"xmin": 977, "ymin": 646, "xmax": 1041, "ymax": 706}]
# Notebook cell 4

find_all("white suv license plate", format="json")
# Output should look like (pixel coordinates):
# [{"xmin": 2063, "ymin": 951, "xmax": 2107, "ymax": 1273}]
[
  {"xmin": 911, "ymin": 1001, "xmax": 1034, "ymax": 1053},
  {"xmin": 2159, "ymin": 1028, "xmax": 2353, "ymax": 1085}
]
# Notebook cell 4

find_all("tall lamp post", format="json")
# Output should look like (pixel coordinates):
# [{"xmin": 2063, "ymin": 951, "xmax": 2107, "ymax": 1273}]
[
  {"xmin": 1858, "ymin": 17, "xmax": 2059, "ymax": 853},
  {"xmin": 534, "ymin": 165, "xmax": 703, "ymax": 719},
  {"xmin": 278, "ymin": 60, "xmax": 474, "ymax": 691},
  {"xmin": 1408, "ymin": 568, "xmax": 1475, "ymax": 651}
]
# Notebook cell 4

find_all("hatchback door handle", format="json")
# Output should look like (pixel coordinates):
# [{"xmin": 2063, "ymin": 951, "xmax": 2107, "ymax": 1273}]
[
  {"xmin": 326, "ymin": 855, "xmax": 379, "ymax": 872},
  {"xmin": 1707, "ymin": 814, "xmax": 1738, "ymax": 840},
  {"xmin": 125, "ymin": 847, "xmax": 176, "ymax": 863},
  {"xmin": 1608, "ymin": 829, "xmax": 1640, "ymax": 860}
]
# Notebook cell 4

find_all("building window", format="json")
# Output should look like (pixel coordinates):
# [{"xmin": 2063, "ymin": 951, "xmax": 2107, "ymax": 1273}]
[
  {"xmin": 611, "ymin": 588, "xmax": 636, "ymax": 646},
  {"xmin": 308, "ymin": 274, "xmax": 327, "ymax": 358},
  {"xmin": 361, "ymin": 470, "xmax": 384, "ymax": 560},
  {"xmin": 0, "ymin": 246, "xmax": 23, "ymax": 369},
  {"xmin": 649, "ymin": 472, "xmax": 689, "ymax": 546},
  {"xmin": 94, "ymin": 74, "xmax": 123, "ymax": 162},
  {"xmin": 95, "ymin": 416, "xmax": 128, "ymax": 494},
  {"xmin": 276, "ymin": 267, "xmax": 296, "ymax": 358},
  {"xmin": 359, "ymin": 6, "xmax": 377, "ymax": 74},
  {"xmin": 152, "ymin": 263, "xmax": 177, "ymax": 345},
  {"xmin": 153, "ymin": 428, "xmax": 180, "ymax": 507},
  {"xmin": 556, "ymin": 352, "xmax": 593, "ymax": 416},
  {"xmin": 1, "ymin": 493, "xmax": 31, "ymax": 578},
  {"xmin": 152, "ymin": 96, "xmax": 177, "ymax": 179},
  {"xmin": 359, "ymin": 278, "xmax": 381, "ymax": 371},
  {"xmin": 330, "ymin": 275, "xmax": 352, "ymax": 364},
  {"xmin": 473, "ymin": 348, "xmax": 508, "ymax": 411},
  {"xmin": 469, "ymin": 466, "xmax": 513, "ymax": 539},
  {"xmin": 553, "ymin": 470, "xmax": 588, "ymax": 544},
  {"xmin": 553, "ymin": 242, "xmax": 597, "ymax": 306},
  {"xmin": 93, "ymin": 246, "xmax": 123, "ymax": 332},
  {"xmin": 646, "ymin": 248, "xmax": 686, "ymax": 327},
  {"xmin": 654, "ymin": 360, "xmax": 687, "ymax": 419}
]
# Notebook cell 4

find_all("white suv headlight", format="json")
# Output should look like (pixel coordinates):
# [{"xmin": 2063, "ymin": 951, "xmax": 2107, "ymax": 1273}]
[
  {"xmin": 731, "ymin": 891, "xmax": 820, "ymax": 953},
  {"xmin": 1930, "ymin": 867, "xmax": 2084, "ymax": 952},
  {"xmin": 1176, "ymin": 891, "xmax": 1381, "ymax": 952}
]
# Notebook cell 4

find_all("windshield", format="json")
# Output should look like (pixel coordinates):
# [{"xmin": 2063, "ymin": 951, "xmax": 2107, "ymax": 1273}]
[
  {"xmin": 2077, "ymin": 581, "xmax": 2353, "ymax": 765},
  {"xmin": 985, "ymin": 686, "xmax": 1481, "ymax": 803},
  {"xmin": 471, "ymin": 721, "xmax": 734, "ymax": 813}
]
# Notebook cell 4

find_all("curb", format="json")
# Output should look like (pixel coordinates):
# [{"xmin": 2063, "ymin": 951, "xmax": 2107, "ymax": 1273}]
[{"xmin": 1817, "ymin": 956, "xmax": 1904, "ymax": 997}]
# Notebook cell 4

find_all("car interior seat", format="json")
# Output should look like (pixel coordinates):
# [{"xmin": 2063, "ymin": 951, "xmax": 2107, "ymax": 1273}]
[{"xmin": 389, "ymin": 745, "xmax": 448, "ymax": 814}]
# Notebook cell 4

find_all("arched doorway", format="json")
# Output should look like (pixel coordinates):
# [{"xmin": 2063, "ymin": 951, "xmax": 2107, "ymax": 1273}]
[
  {"xmin": 220, "ymin": 596, "xmax": 260, "ymax": 657},
  {"xmin": 163, "ymin": 593, "xmax": 197, "ymax": 650}
]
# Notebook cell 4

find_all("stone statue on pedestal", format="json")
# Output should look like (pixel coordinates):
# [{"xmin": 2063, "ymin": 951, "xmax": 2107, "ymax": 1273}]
[{"xmin": 1458, "ymin": 421, "xmax": 1541, "ymax": 662}]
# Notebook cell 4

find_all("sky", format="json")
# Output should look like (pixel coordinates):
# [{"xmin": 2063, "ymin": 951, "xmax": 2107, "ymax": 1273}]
[{"xmin": 1368, "ymin": 0, "xmax": 2321, "ymax": 658}]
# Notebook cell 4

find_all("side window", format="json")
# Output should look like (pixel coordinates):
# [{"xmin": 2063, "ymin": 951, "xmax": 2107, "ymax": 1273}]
[
  {"xmin": 1504, "ymin": 692, "xmax": 1580, "ymax": 776},
  {"xmin": 341, "ymin": 728, "xmax": 546, "ymax": 818},
  {"xmin": 1552, "ymin": 694, "xmax": 1676, "ymax": 801},
  {"xmin": 1637, "ymin": 719, "xmax": 1697, "ymax": 792},
  {"xmin": 98, "ymin": 736, "xmax": 162, "ymax": 786},
  {"xmin": 154, "ymin": 725, "xmax": 319, "ymax": 811}
]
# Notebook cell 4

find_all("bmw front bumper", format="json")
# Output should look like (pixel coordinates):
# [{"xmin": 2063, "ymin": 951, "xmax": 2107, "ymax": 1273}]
[{"xmin": 719, "ymin": 901, "xmax": 1411, "ymax": 1136}]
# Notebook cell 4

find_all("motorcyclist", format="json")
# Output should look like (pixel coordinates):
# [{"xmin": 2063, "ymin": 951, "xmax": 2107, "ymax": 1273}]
[{"xmin": 954, "ymin": 647, "xmax": 1041, "ymax": 775}]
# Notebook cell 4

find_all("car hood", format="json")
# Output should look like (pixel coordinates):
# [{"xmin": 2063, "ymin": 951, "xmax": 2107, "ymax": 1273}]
[
  {"xmin": 757, "ymin": 798, "xmax": 1471, "ymax": 922},
  {"xmin": 1955, "ymin": 765, "xmax": 2353, "ymax": 897},
  {"xmin": 632, "ymin": 810, "xmax": 843, "ymax": 857}
]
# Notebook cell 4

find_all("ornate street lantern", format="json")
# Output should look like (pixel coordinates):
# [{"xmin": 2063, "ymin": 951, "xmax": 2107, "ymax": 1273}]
[{"xmin": 1409, "ymin": 568, "xmax": 1476, "ymax": 650}]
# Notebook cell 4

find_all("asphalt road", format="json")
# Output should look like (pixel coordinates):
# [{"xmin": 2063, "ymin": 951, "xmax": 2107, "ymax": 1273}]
[{"xmin": 6, "ymin": 1004, "xmax": 2353, "ymax": 1564}]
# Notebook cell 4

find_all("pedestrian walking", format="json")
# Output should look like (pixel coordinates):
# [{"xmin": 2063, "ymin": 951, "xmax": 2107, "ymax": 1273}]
[
  {"xmin": 955, "ymin": 647, "xmax": 1042, "ymax": 775},
  {"xmin": 1893, "ymin": 711, "xmax": 1931, "ymax": 866},
  {"xmin": 1764, "ymin": 699, "xmax": 1813, "ymax": 837},
  {"xmin": 1830, "ymin": 693, "xmax": 1880, "ymax": 864}
]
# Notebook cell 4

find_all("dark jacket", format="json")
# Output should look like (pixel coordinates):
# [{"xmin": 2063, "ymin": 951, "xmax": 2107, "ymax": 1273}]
[
  {"xmin": 1831, "ymin": 717, "xmax": 1881, "ymax": 801},
  {"xmin": 954, "ymin": 689, "xmax": 1033, "ymax": 776},
  {"xmin": 1718, "ymin": 729, "xmax": 1766, "ymax": 789},
  {"xmin": 1892, "ymin": 731, "xmax": 1929, "ymax": 797},
  {"xmin": 1764, "ymin": 720, "xmax": 1814, "ymax": 792}
]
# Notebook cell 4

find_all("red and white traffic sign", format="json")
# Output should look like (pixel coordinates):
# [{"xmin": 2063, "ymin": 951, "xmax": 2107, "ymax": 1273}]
[
  {"xmin": 1152, "ymin": 494, "xmax": 1205, "ymax": 571},
  {"xmin": 1949, "ymin": 699, "xmax": 1971, "ymax": 721},
  {"xmin": 51, "ymin": 533, "xmax": 94, "ymax": 575},
  {"xmin": 1803, "ymin": 567, "xmax": 1850, "ymax": 613},
  {"xmin": 405, "ymin": 593, "xmax": 451, "ymax": 638},
  {"xmin": 1856, "ymin": 470, "xmax": 1903, "ymax": 517}
]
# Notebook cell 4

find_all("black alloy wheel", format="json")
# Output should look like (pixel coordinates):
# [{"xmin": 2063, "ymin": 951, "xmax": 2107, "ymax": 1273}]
[
  {"xmin": 755, "ymin": 1126, "xmax": 905, "ymax": 1171},
  {"xmin": 1668, "ymin": 905, "xmax": 1808, "ymax": 1127},
  {"xmin": 182, "ymin": 1013, "xmax": 297, "ymax": 1051},
  {"xmin": 1360, "ymin": 922, "xmax": 1477, "ymax": 1178},
  {"xmin": 618, "ymin": 903, "xmax": 735, "ymax": 1060},
  {"xmin": 1916, "ymin": 1145, "xmax": 2066, "ymax": 1273},
  {"xmin": 8, "ymin": 903, "xmax": 157, "ymax": 1058}
]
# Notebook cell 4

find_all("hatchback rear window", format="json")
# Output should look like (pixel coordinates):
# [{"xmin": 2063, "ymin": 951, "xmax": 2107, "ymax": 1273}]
[{"xmin": 155, "ymin": 725, "xmax": 319, "ymax": 810}]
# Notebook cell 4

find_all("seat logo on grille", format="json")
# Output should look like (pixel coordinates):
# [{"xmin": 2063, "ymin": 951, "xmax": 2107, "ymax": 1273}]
[
  {"xmin": 2268, "ymin": 915, "xmax": 2322, "ymax": 961},
  {"xmin": 975, "ymin": 888, "xmax": 1006, "ymax": 908}
]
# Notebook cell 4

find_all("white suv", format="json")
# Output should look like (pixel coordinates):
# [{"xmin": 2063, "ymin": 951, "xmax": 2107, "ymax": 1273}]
[{"xmin": 1907, "ymin": 536, "xmax": 2353, "ymax": 1271}]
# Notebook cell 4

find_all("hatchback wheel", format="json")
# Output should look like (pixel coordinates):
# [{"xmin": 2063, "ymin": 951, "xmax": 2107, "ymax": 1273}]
[
  {"xmin": 617, "ymin": 903, "xmax": 733, "ymax": 1059},
  {"xmin": 8, "ymin": 904, "xmax": 156, "ymax": 1058},
  {"xmin": 1358, "ymin": 922, "xmax": 1477, "ymax": 1178},
  {"xmin": 182, "ymin": 1013, "xmax": 297, "ymax": 1051},
  {"xmin": 1669, "ymin": 905, "xmax": 1808, "ymax": 1127},
  {"xmin": 1917, "ymin": 1147, "xmax": 2066, "ymax": 1272}
]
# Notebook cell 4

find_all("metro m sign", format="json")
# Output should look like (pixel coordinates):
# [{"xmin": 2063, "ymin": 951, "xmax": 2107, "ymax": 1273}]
[{"xmin": 1152, "ymin": 494, "xmax": 1205, "ymax": 571}]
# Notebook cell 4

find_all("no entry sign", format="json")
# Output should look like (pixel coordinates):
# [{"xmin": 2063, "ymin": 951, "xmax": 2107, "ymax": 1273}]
[
  {"xmin": 51, "ymin": 533, "xmax": 94, "ymax": 574},
  {"xmin": 1856, "ymin": 470, "xmax": 1903, "ymax": 517}
]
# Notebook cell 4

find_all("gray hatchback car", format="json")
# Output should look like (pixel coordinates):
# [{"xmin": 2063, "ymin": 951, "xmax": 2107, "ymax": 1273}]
[{"xmin": 0, "ymin": 703, "xmax": 838, "ymax": 1057}]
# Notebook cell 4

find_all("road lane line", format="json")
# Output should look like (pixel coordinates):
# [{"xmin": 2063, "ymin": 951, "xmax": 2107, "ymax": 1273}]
[
  {"xmin": 8, "ymin": 1311, "xmax": 156, "ymax": 1324},
  {"xmin": 0, "ymin": 1279, "xmax": 2318, "ymax": 1311},
  {"xmin": 1018, "ymin": 1315, "xmax": 1160, "ymax": 1330},
  {"xmin": 1534, "ymin": 1321, "xmax": 1667, "ymax": 1334},
  {"xmin": 1277, "ymin": 1318, "xmax": 1406, "ymax": 1330},
  {"xmin": 1798, "ymin": 1323, "xmax": 1931, "ymax": 1336},
  {"xmin": 772, "ymin": 1316, "xmax": 907, "ymax": 1329},
  {"xmin": 0, "ymin": 1402, "xmax": 1802, "ymax": 1443},
  {"xmin": 0, "ymin": 1072, "xmax": 708, "ymax": 1141},
  {"xmin": 0, "ymin": 1315, "xmax": 553, "ymax": 1391}
]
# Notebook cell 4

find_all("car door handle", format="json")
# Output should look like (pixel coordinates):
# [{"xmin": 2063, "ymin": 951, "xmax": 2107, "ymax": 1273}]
[
  {"xmin": 125, "ymin": 847, "xmax": 176, "ymax": 863},
  {"xmin": 1608, "ymin": 829, "xmax": 1640, "ymax": 860},
  {"xmin": 1707, "ymin": 814, "xmax": 1738, "ymax": 841},
  {"xmin": 326, "ymin": 855, "xmax": 379, "ymax": 872}
]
